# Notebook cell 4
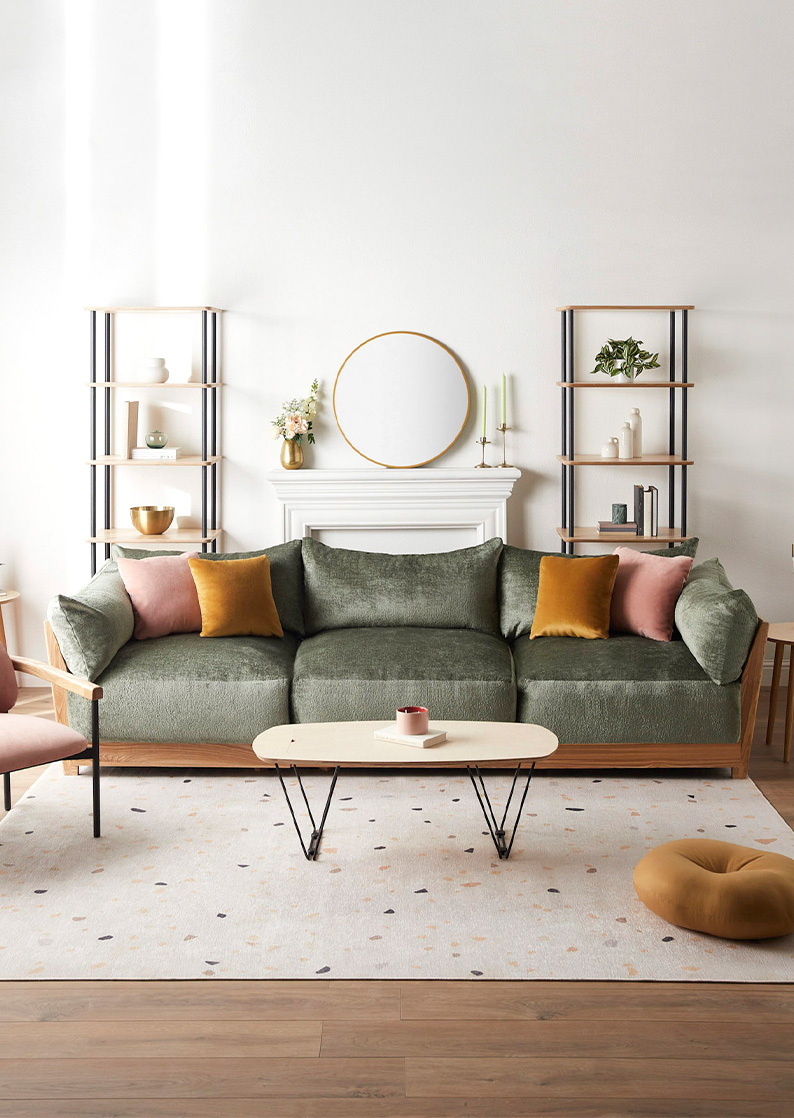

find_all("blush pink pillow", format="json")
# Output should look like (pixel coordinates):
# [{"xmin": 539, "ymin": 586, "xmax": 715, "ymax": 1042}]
[
  {"xmin": 118, "ymin": 552, "xmax": 202, "ymax": 640},
  {"xmin": 610, "ymin": 548, "xmax": 693, "ymax": 642}
]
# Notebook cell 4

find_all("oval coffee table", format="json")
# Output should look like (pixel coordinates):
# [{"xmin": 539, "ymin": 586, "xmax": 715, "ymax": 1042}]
[{"xmin": 252, "ymin": 720, "xmax": 558, "ymax": 862}]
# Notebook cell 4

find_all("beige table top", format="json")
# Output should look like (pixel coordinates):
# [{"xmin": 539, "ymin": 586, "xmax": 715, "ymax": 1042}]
[
  {"xmin": 0, "ymin": 591, "xmax": 20, "ymax": 604},
  {"xmin": 768, "ymin": 623, "xmax": 794, "ymax": 645},
  {"xmin": 253, "ymin": 720, "xmax": 559, "ymax": 767}
]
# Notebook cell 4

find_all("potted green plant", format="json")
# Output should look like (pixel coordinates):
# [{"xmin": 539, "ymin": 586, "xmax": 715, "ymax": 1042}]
[{"xmin": 590, "ymin": 337, "xmax": 660, "ymax": 380}]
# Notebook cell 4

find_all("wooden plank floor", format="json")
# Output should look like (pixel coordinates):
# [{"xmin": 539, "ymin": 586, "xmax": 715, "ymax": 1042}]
[{"xmin": 2, "ymin": 687, "xmax": 793, "ymax": 1117}]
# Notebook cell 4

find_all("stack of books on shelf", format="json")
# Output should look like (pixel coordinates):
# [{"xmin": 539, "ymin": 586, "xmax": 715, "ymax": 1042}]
[
  {"xmin": 597, "ymin": 520, "xmax": 638, "ymax": 534},
  {"xmin": 131, "ymin": 446, "xmax": 182, "ymax": 460}
]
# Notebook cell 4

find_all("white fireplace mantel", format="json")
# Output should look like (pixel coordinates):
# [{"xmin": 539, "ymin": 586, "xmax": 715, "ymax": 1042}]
[{"xmin": 267, "ymin": 468, "xmax": 521, "ymax": 553}]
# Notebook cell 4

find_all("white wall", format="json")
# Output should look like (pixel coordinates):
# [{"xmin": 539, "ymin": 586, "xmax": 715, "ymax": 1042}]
[{"xmin": 1, "ymin": 0, "xmax": 793, "ymax": 661}]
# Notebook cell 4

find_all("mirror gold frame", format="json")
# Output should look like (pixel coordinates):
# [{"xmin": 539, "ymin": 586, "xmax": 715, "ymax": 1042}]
[{"xmin": 333, "ymin": 331, "xmax": 470, "ymax": 468}]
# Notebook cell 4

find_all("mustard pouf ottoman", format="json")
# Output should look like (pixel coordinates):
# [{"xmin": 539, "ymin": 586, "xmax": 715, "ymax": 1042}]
[{"xmin": 634, "ymin": 839, "xmax": 794, "ymax": 940}]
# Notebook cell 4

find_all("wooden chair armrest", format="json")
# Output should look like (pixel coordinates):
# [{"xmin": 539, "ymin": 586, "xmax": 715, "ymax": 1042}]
[{"xmin": 10, "ymin": 656, "xmax": 102, "ymax": 701}]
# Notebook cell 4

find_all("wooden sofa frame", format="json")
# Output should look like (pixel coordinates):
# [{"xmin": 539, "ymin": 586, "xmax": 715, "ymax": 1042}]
[{"xmin": 45, "ymin": 618, "xmax": 769, "ymax": 780}]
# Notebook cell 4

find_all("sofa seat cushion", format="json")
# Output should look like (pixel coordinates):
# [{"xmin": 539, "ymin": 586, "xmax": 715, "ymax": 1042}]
[
  {"xmin": 513, "ymin": 633, "xmax": 740, "ymax": 744},
  {"xmin": 292, "ymin": 627, "xmax": 516, "ymax": 723},
  {"xmin": 67, "ymin": 633, "xmax": 300, "ymax": 745}
]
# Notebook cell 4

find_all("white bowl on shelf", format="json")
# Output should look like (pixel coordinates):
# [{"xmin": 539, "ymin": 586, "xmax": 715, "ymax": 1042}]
[{"xmin": 135, "ymin": 357, "xmax": 170, "ymax": 384}]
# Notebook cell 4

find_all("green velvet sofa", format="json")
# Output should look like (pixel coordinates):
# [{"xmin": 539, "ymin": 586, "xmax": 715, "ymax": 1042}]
[{"xmin": 45, "ymin": 538, "xmax": 767, "ymax": 779}]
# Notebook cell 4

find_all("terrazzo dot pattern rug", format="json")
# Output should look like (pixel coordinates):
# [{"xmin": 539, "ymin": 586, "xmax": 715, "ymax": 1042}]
[{"xmin": 1, "ymin": 764, "xmax": 793, "ymax": 981}]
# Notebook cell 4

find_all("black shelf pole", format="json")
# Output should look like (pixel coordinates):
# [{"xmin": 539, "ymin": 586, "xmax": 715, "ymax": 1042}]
[
  {"xmin": 560, "ymin": 311, "xmax": 567, "ymax": 551},
  {"xmin": 211, "ymin": 311, "xmax": 218, "ymax": 551},
  {"xmin": 566, "ymin": 310, "xmax": 575, "ymax": 554},
  {"xmin": 681, "ymin": 309, "xmax": 689, "ymax": 536},
  {"xmin": 201, "ymin": 310, "xmax": 208, "ymax": 552},
  {"xmin": 668, "ymin": 311, "xmax": 676, "ymax": 541},
  {"xmin": 90, "ymin": 312, "xmax": 97, "ymax": 575},
  {"xmin": 104, "ymin": 313, "xmax": 111, "ymax": 561}
]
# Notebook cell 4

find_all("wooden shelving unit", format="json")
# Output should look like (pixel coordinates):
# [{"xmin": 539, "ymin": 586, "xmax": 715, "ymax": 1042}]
[
  {"xmin": 86, "ymin": 306, "xmax": 223, "ymax": 572},
  {"xmin": 557, "ymin": 305, "xmax": 694, "ymax": 554}
]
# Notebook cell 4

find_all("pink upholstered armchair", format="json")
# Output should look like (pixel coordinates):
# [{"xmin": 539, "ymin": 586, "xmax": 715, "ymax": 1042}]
[{"xmin": 0, "ymin": 642, "xmax": 103, "ymax": 837}]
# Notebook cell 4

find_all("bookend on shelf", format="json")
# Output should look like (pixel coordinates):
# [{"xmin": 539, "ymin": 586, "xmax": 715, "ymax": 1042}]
[{"xmin": 556, "ymin": 305, "xmax": 694, "ymax": 553}]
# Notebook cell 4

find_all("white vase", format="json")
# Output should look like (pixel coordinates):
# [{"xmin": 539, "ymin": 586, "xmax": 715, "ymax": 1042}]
[
  {"xmin": 627, "ymin": 407, "xmax": 642, "ymax": 458},
  {"xmin": 135, "ymin": 357, "xmax": 170, "ymax": 384},
  {"xmin": 600, "ymin": 437, "xmax": 619, "ymax": 458},
  {"xmin": 618, "ymin": 422, "xmax": 634, "ymax": 459}
]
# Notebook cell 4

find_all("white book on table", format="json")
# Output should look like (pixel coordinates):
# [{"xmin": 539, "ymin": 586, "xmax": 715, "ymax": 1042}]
[{"xmin": 374, "ymin": 725, "xmax": 448, "ymax": 749}]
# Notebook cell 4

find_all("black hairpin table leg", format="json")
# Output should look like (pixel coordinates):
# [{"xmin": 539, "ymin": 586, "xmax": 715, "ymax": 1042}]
[
  {"xmin": 467, "ymin": 761, "xmax": 535, "ymax": 859},
  {"xmin": 275, "ymin": 763, "xmax": 339, "ymax": 860}
]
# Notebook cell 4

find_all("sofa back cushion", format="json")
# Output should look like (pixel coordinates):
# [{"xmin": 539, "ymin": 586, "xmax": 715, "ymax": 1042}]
[
  {"xmin": 301, "ymin": 537, "xmax": 503, "ymax": 636},
  {"xmin": 47, "ymin": 560, "xmax": 135, "ymax": 680},
  {"xmin": 499, "ymin": 538, "xmax": 699, "ymax": 641},
  {"xmin": 674, "ymin": 558, "xmax": 758, "ymax": 684},
  {"xmin": 112, "ymin": 540, "xmax": 305, "ymax": 636}
]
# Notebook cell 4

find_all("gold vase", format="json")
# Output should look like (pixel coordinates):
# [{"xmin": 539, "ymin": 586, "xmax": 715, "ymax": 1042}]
[{"xmin": 280, "ymin": 438, "xmax": 304, "ymax": 470}]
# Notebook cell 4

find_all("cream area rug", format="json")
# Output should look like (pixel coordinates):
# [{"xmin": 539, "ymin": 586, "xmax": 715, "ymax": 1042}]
[{"xmin": 1, "ymin": 764, "xmax": 793, "ymax": 981}]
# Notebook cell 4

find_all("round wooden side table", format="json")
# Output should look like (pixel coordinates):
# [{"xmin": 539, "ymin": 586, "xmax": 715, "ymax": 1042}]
[
  {"xmin": 0, "ymin": 590, "xmax": 19, "ymax": 649},
  {"xmin": 766, "ymin": 623, "xmax": 794, "ymax": 763}
]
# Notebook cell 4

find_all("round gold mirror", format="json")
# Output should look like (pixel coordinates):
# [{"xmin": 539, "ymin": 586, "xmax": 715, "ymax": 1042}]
[{"xmin": 333, "ymin": 331, "xmax": 470, "ymax": 468}]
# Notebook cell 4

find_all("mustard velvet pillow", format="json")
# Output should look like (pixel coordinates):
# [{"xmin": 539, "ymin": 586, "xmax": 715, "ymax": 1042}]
[
  {"xmin": 188, "ymin": 554, "xmax": 284, "ymax": 638},
  {"xmin": 529, "ymin": 554, "xmax": 620, "ymax": 639}
]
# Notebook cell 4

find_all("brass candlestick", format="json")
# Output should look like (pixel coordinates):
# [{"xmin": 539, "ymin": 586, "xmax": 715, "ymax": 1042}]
[
  {"xmin": 496, "ymin": 423, "xmax": 513, "ymax": 467},
  {"xmin": 475, "ymin": 437, "xmax": 492, "ymax": 467}
]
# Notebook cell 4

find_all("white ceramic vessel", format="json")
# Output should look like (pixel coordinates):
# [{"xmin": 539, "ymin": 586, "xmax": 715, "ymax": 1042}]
[
  {"xmin": 135, "ymin": 357, "xmax": 169, "ymax": 384},
  {"xmin": 627, "ymin": 407, "xmax": 642, "ymax": 457},
  {"xmin": 618, "ymin": 422, "xmax": 634, "ymax": 459},
  {"xmin": 601, "ymin": 436, "xmax": 619, "ymax": 458}
]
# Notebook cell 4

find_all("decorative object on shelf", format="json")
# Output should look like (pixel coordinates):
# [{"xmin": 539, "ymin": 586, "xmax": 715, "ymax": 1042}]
[
  {"xmin": 395, "ymin": 705, "xmax": 430, "ymax": 735},
  {"xmin": 627, "ymin": 407, "xmax": 643, "ymax": 456},
  {"xmin": 145, "ymin": 429, "xmax": 168, "ymax": 449},
  {"xmin": 612, "ymin": 503, "xmax": 628, "ymax": 524},
  {"xmin": 333, "ymin": 332, "xmax": 469, "ymax": 468},
  {"xmin": 130, "ymin": 505, "xmax": 175, "ymax": 536},
  {"xmin": 475, "ymin": 436, "xmax": 491, "ymax": 468},
  {"xmin": 131, "ymin": 445, "xmax": 181, "ymax": 460},
  {"xmin": 600, "ymin": 436, "xmax": 619, "ymax": 458},
  {"xmin": 273, "ymin": 378, "xmax": 319, "ymax": 471},
  {"xmin": 135, "ymin": 357, "xmax": 170, "ymax": 384},
  {"xmin": 590, "ymin": 338, "xmax": 660, "ymax": 381},
  {"xmin": 123, "ymin": 400, "xmax": 139, "ymax": 459},
  {"xmin": 280, "ymin": 438, "xmax": 303, "ymax": 470},
  {"xmin": 618, "ymin": 422, "xmax": 634, "ymax": 459}
]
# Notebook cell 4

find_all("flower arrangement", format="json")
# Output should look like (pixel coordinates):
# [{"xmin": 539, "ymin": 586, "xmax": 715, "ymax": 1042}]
[
  {"xmin": 590, "ymin": 338, "xmax": 660, "ymax": 380},
  {"xmin": 271, "ymin": 379, "xmax": 319, "ymax": 445}
]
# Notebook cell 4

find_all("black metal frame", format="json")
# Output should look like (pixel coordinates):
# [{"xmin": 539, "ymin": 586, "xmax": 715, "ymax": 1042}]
[
  {"xmin": 559, "ymin": 307, "xmax": 691, "ymax": 554},
  {"xmin": 89, "ymin": 309, "xmax": 221, "ymax": 574},
  {"xmin": 275, "ymin": 764, "xmax": 340, "ymax": 860},
  {"xmin": 467, "ymin": 762, "xmax": 535, "ymax": 859},
  {"xmin": 3, "ymin": 698, "xmax": 101, "ymax": 837}
]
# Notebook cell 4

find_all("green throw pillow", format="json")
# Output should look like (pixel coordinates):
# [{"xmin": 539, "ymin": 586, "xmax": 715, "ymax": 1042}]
[
  {"xmin": 499, "ymin": 538, "xmax": 699, "ymax": 641},
  {"xmin": 47, "ymin": 560, "xmax": 134, "ymax": 680},
  {"xmin": 111, "ymin": 540, "xmax": 305, "ymax": 636},
  {"xmin": 301, "ymin": 536, "xmax": 503, "ymax": 636},
  {"xmin": 674, "ymin": 558, "xmax": 758, "ymax": 684}
]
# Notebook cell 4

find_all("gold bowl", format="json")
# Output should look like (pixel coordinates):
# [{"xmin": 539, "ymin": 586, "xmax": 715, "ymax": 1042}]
[{"xmin": 130, "ymin": 505, "xmax": 175, "ymax": 536}]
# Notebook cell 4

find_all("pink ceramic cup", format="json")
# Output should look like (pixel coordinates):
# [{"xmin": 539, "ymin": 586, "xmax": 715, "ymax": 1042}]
[{"xmin": 396, "ymin": 706, "xmax": 429, "ymax": 735}]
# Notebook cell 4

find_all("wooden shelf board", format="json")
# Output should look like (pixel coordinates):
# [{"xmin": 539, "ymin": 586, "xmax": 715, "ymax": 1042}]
[
  {"xmin": 557, "ymin": 454, "xmax": 693, "ymax": 466},
  {"xmin": 556, "ymin": 381, "xmax": 694, "ymax": 389},
  {"xmin": 556, "ymin": 527, "xmax": 691, "ymax": 544},
  {"xmin": 88, "ymin": 456, "xmax": 221, "ymax": 466},
  {"xmin": 555, "ymin": 304, "xmax": 695, "ymax": 311},
  {"xmin": 88, "ymin": 529, "xmax": 221, "ymax": 545},
  {"xmin": 84, "ymin": 306, "xmax": 224, "ymax": 314},
  {"xmin": 86, "ymin": 381, "xmax": 222, "ymax": 389}
]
